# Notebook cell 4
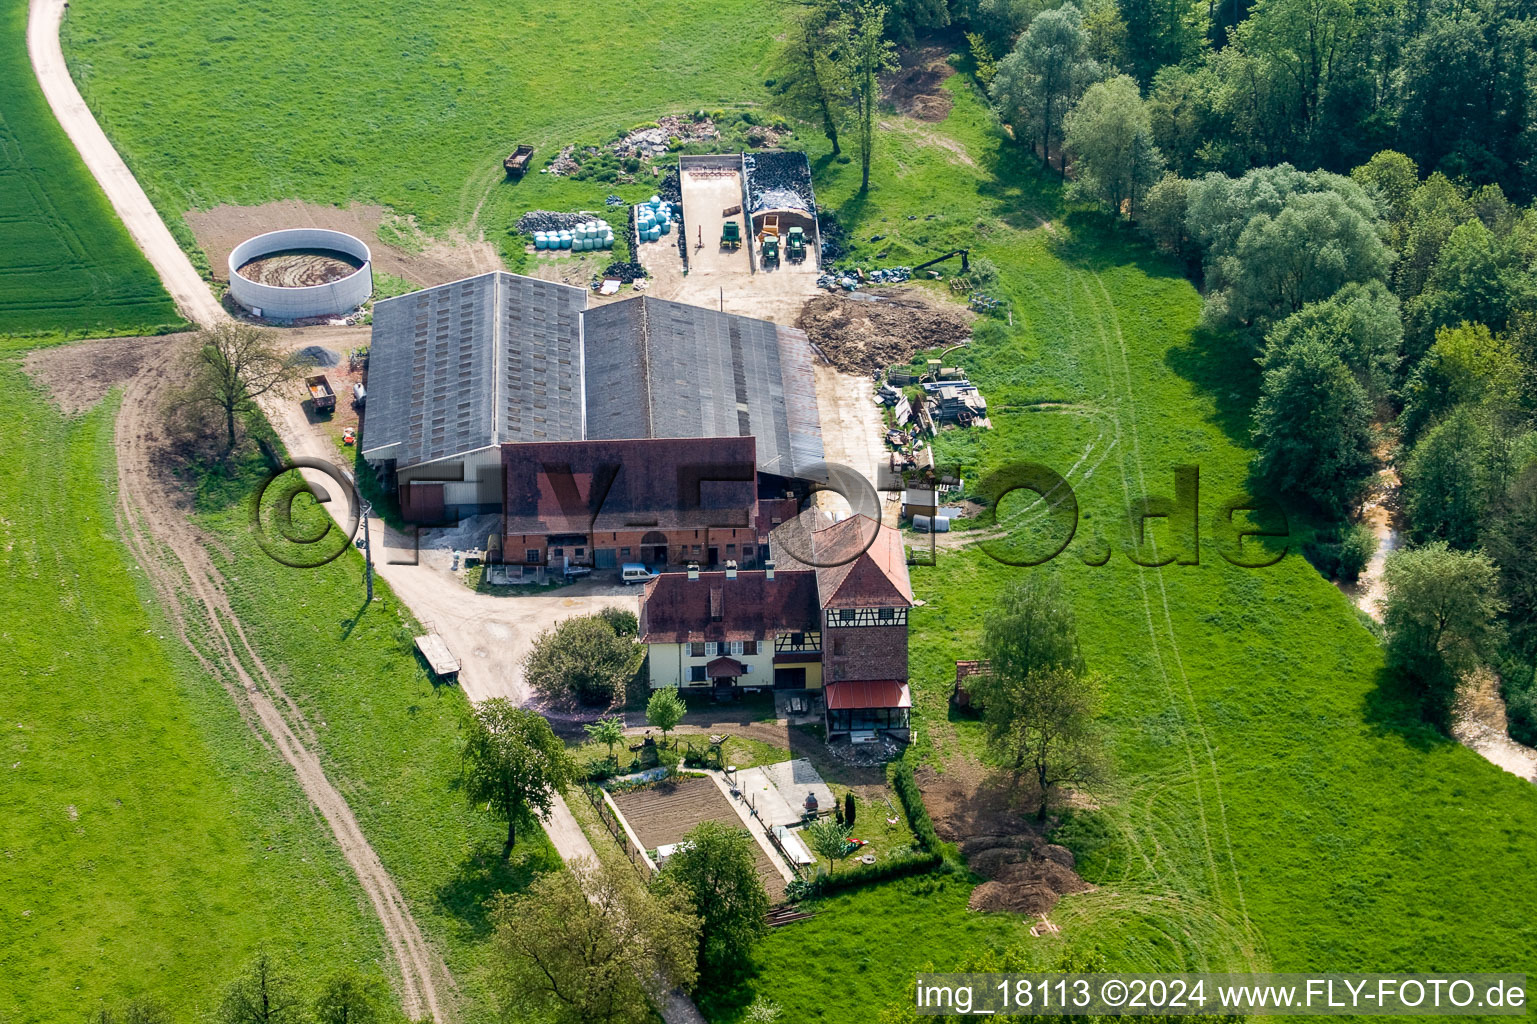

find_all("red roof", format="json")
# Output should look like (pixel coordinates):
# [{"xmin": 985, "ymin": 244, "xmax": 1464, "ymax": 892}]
[
  {"xmin": 811, "ymin": 515, "xmax": 913, "ymax": 609},
  {"xmin": 769, "ymin": 512, "xmax": 915, "ymax": 609},
  {"xmin": 824, "ymin": 680, "xmax": 911, "ymax": 710},
  {"xmin": 639, "ymin": 569, "xmax": 820, "ymax": 643},
  {"xmin": 503, "ymin": 436, "xmax": 756, "ymax": 535}
]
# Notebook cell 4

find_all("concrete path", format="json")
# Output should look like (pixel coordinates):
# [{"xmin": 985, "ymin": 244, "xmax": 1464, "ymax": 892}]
[{"xmin": 27, "ymin": 0, "xmax": 225, "ymax": 329}]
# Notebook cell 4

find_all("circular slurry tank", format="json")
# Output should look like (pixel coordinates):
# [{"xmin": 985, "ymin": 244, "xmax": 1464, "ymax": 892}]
[{"xmin": 228, "ymin": 228, "xmax": 372, "ymax": 319}]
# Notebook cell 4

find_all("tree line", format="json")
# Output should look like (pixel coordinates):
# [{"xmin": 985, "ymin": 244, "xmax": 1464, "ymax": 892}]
[{"xmin": 865, "ymin": 0, "xmax": 1537, "ymax": 205}]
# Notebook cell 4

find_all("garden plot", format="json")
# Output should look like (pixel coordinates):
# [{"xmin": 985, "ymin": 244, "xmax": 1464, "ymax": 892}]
[{"xmin": 609, "ymin": 775, "xmax": 786, "ymax": 900}]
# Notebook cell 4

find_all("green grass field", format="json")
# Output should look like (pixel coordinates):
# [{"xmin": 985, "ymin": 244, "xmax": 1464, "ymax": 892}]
[
  {"xmin": 0, "ymin": 0, "xmax": 180, "ymax": 335},
  {"xmin": 27, "ymin": 0, "xmax": 1537, "ymax": 1017},
  {"xmin": 61, "ymin": 0, "xmax": 787, "ymax": 260},
  {"xmin": 0, "ymin": 354, "xmax": 558, "ymax": 1021},
  {"xmin": 195, "ymin": 433, "xmax": 563, "ymax": 1020},
  {"xmin": 0, "ymin": 348, "xmax": 388, "ymax": 1021}
]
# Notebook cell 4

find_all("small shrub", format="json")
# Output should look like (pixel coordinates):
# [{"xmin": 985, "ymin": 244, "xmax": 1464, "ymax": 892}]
[
  {"xmin": 1503, "ymin": 665, "xmax": 1537, "ymax": 747},
  {"xmin": 964, "ymin": 256, "xmax": 1000, "ymax": 289},
  {"xmin": 1338, "ymin": 524, "xmax": 1377, "ymax": 583},
  {"xmin": 966, "ymin": 31, "xmax": 999, "ymax": 85},
  {"xmin": 887, "ymin": 756, "xmax": 941, "ymax": 853}
]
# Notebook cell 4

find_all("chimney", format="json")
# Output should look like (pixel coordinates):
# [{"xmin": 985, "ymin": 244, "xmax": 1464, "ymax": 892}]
[
  {"xmin": 764, "ymin": 560, "xmax": 776, "ymax": 581},
  {"xmin": 725, "ymin": 559, "xmax": 738, "ymax": 580},
  {"xmin": 687, "ymin": 562, "xmax": 700, "ymax": 581}
]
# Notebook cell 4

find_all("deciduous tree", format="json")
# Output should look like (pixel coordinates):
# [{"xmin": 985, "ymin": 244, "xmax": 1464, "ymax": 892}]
[
  {"xmin": 971, "ymin": 578, "xmax": 1105, "ymax": 820},
  {"xmin": 645, "ymin": 687, "xmax": 686, "ymax": 746},
  {"xmin": 991, "ymin": 3, "xmax": 1102, "ymax": 174},
  {"xmin": 850, "ymin": 1, "xmax": 899, "ymax": 193},
  {"xmin": 1263, "ymin": 281, "xmax": 1402, "ymax": 406},
  {"xmin": 490, "ymin": 859, "xmax": 698, "ymax": 1024},
  {"xmin": 216, "ymin": 952, "xmax": 304, "ymax": 1024},
  {"xmin": 1063, "ymin": 74, "xmax": 1165, "ymax": 220},
  {"xmin": 1382, "ymin": 542, "xmax": 1504, "ymax": 729},
  {"xmin": 585, "ymin": 714, "xmax": 627, "ymax": 765},
  {"xmin": 981, "ymin": 665, "xmax": 1108, "ymax": 821},
  {"xmin": 1486, "ymin": 462, "xmax": 1537, "ymax": 658},
  {"xmin": 525, "ymin": 614, "xmax": 642, "ymax": 705},
  {"xmin": 461, "ymin": 698, "xmax": 575, "ymax": 857},
  {"xmin": 179, "ymin": 322, "xmax": 310, "ymax": 453},
  {"xmin": 974, "ymin": 575, "xmax": 1085, "ymax": 686},
  {"xmin": 659, "ymin": 821, "xmax": 769, "ymax": 982},
  {"xmin": 804, "ymin": 816, "xmax": 853, "ymax": 874},
  {"xmin": 1209, "ymin": 189, "xmax": 1391, "ymax": 334},
  {"xmin": 313, "ymin": 970, "xmax": 385, "ymax": 1024},
  {"xmin": 1252, "ymin": 336, "xmax": 1375, "ymax": 513},
  {"xmin": 776, "ymin": 0, "xmax": 853, "ymax": 155}
]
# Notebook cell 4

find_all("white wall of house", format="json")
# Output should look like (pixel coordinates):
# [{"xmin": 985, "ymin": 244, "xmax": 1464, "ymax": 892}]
[{"xmin": 647, "ymin": 640, "xmax": 777, "ymax": 689}]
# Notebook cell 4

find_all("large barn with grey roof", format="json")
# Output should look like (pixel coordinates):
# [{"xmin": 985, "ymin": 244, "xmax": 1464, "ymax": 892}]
[{"xmin": 361, "ymin": 271, "xmax": 824, "ymax": 522}]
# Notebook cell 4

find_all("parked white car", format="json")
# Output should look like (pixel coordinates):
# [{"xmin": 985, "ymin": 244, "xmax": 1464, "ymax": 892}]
[{"xmin": 621, "ymin": 563, "xmax": 658, "ymax": 585}]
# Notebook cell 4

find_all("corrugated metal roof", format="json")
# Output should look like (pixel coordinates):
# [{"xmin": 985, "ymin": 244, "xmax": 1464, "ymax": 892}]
[
  {"xmin": 364, "ymin": 281, "xmax": 823, "ymax": 480},
  {"xmin": 362, "ymin": 271, "xmax": 586, "ymax": 468},
  {"xmin": 583, "ymin": 296, "xmax": 824, "ymax": 480},
  {"xmin": 824, "ymin": 680, "xmax": 911, "ymax": 710}
]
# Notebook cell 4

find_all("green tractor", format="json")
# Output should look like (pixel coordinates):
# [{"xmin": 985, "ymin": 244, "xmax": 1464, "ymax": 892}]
[
  {"xmin": 786, "ymin": 226, "xmax": 807, "ymax": 263},
  {"xmin": 760, "ymin": 233, "xmax": 780, "ymax": 266},
  {"xmin": 721, "ymin": 220, "xmax": 742, "ymax": 249}
]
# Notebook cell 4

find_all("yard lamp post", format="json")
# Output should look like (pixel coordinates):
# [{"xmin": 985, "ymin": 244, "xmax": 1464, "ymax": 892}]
[{"xmin": 359, "ymin": 499, "xmax": 375, "ymax": 602}]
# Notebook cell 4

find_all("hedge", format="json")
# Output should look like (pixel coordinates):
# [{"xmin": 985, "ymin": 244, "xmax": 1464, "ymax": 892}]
[
  {"xmin": 888, "ymin": 752, "xmax": 945, "ymax": 854},
  {"xmin": 799, "ymin": 848, "xmax": 943, "ymax": 897}
]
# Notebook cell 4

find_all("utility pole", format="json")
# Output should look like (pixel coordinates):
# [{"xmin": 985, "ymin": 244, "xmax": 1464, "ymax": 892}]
[{"xmin": 359, "ymin": 500, "xmax": 375, "ymax": 602}]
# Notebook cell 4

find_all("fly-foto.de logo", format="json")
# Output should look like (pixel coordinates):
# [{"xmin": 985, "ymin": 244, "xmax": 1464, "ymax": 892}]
[{"xmin": 891, "ymin": 463, "xmax": 1289, "ymax": 569}]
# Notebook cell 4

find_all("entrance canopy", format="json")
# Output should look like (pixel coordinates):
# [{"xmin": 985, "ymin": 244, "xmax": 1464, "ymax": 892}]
[{"xmin": 706, "ymin": 656, "xmax": 748, "ymax": 679}]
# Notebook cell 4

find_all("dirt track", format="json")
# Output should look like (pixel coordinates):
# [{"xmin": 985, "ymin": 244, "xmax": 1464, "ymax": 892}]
[
  {"xmin": 27, "ymin": 0, "xmax": 225, "ymax": 327},
  {"xmin": 188, "ymin": 200, "xmax": 499, "ymax": 288},
  {"xmin": 111, "ymin": 345, "xmax": 455, "ymax": 1022}
]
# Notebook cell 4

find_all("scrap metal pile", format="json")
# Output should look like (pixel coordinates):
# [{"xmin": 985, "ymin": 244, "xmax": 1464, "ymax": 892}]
[{"xmin": 816, "ymin": 265, "xmax": 913, "ymax": 291}]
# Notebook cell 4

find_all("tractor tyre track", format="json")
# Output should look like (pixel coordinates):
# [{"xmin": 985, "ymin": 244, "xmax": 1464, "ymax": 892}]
[{"xmin": 112, "ymin": 346, "xmax": 454, "ymax": 1022}]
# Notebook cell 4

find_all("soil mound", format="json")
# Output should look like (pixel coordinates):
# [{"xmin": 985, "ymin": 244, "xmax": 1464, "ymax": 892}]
[
  {"xmin": 882, "ymin": 46, "xmax": 957, "ymax": 122},
  {"xmin": 916, "ymin": 762, "xmax": 1092, "ymax": 919},
  {"xmin": 798, "ymin": 290, "xmax": 972, "ymax": 374},
  {"xmin": 969, "ymin": 880, "xmax": 1060, "ymax": 915}
]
